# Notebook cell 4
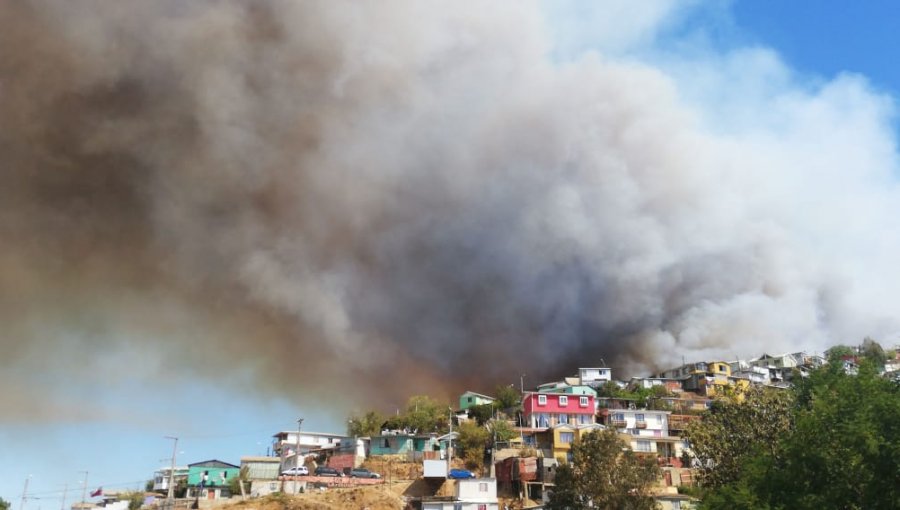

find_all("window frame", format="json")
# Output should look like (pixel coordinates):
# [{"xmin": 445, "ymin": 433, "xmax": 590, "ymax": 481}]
[{"xmin": 558, "ymin": 395, "xmax": 568, "ymax": 406}]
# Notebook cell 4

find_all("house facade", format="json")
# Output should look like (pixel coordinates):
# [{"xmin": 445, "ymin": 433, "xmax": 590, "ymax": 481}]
[
  {"xmin": 421, "ymin": 478, "xmax": 499, "ymax": 510},
  {"xmin": 577, "ymin": 367, "xmax": 612, "ymax": 387},
  {"xmin": 522, "ymin": 392, "xmax": 596, "ymax": 428},
  {"xmin": 369, "ymin": 433, "xmax": 447, "ymax": 460},
  {"xmin": 459, "ymin": 391, "xmax": 496, "ymax": 410},
  {"xmin": 272, "ymin": 431, "xmax": 347, "ymax": 457},
  {"xmin": 152, "ymin": 466, "xmax": 188, "ymax": 492},
  {"xmin": 186, "ymin": 460, "xmax": 240, "ymax": 500}
]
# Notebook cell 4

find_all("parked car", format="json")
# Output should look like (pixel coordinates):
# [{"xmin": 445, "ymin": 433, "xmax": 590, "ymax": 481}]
[
  {"xmin": 349, "ymin": 468, "xmax": 381, "ymax": 479},
  {"xmin": 280, "ymin": 466, "xmax": 308, "ymax": 476},
  {"xmin": 448, "ymin": 468, "xmax": 476, "ymax": 479},
  {"xmin": 314, "ymin": 466, "xmax": 342, "ymax": 477}
]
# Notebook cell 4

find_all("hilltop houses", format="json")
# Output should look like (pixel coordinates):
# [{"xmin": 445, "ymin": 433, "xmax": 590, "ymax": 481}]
[{"xmin": 134, "ymin": 347, "xmax": 881, "ymax": 510}]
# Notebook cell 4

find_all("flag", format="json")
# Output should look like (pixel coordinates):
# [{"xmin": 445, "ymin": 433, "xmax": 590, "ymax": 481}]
[{"xmin": 90, "ymin": 487, "xmax": 103, "ymax": 497}]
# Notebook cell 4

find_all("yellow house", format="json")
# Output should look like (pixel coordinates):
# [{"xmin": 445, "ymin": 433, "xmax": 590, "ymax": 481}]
[{"xmin": 550, "ymin": 424, "xmax": 604, "ymax": 463}]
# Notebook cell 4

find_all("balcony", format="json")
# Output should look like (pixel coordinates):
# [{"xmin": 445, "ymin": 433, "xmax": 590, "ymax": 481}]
[
  {"xmin": 635, "ymin": 420, "xmax": 647, "ymax": 429},
  {"xmin": 610, "ymin": 419, "xmax": 627, "ymax": 428}
]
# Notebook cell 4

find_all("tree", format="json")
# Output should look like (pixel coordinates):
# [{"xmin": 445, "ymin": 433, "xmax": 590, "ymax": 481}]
[
  {"xmin": 468, "ymin": 403, "xmax": 495, "ymax": 426},
  {"xmin": 404, "ymin": 395, "xmax": 450, "ymax": 434},
  {"xmin": 861, "ymin": 337, "xmax": 887, "ymax": 369},
  {"xmin": 699, "ymin": 360, "xmax": 900, "ymax": 509},
  {"xmin": 494, "ymin": 384, "xmax": 522, "ymax": 411},
  {"xmin": 0, "ymin": 498, "xmax": 10, "ymax": 510},
  {"xmin": 682, "ymin": 385, "xmax": 793, "ymax": 489},
  {"xmin": 457, "ymin": 421, "xmax": 490, "ymax": 470},
  {"xmin": 226, "ymin": 466, "xmax": 249, "ymax": 498},
  {"xmin": 123, "ymin": 491, "xmax": 144, "ymax": 510},
  {"xmin": 348, "ymin": 410, "xmax": 384, "ymax": 437},
  {"xmin": 826, "ymin": 344, "xmax": 855, "ymax": 362},
  {"xmin": 547, "ymin": 428, "xmax": 660, "ymax": 510},
  {"xmin": 487, "ymin": 418, "xmax": 517, "ymax": 442}
]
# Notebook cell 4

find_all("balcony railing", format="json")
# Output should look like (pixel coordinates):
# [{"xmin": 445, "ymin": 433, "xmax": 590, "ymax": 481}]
[
  {"xmin": 635, "ymin": 420, "xmax": 647, "ymax": 429},
  {"xmin": 610, "ymin": 419, "xmax": 627, "ymax": 428}
]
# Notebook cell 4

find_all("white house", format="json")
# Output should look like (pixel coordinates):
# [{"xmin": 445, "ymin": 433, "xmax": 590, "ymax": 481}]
[
  {"xmin": 422, "ymin": 478, "xmax": 499, "ymax": 510},
  {"xmin": 152, "ymin": 466, "xmax": 188, "ymax": 492},
  {"xmin": 578, "ymin": 367, "xmax": 612, "ymax": 387},
  {"xmin": 272, "ymin": 431, "xmax": 347, "ymax": 456}
]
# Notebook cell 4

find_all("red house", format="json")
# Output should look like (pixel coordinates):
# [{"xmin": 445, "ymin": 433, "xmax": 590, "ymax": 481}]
[{"xmin": 522, "ymin": 392, "xmax": 596, "ymax": 428}]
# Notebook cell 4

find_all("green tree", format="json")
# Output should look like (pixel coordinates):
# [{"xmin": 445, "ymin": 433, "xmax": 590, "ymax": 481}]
[
  {"xmin": 547, "ymin": 428, "xmax": 660, "ymax": 510},
  {"xmin": 826, "ymin": 344, "xmax": 855, "ymax": 362},
  {"xmin": 682, "ymin": 385, "xmax": 793, "ymax": 489},
  {"xmin": 861, "ymin": 337, "xmax": 887, "ymax": 369},
  {"xmin": 123, "ymin": 491, "xmax": 144, "ymax": 510},
  {"xmin": 226, "ymin": 466, "xmax": 249, "ymax": 498},
  {"xmin": 487, "ymin": 418, "xmax": 517, "ymax": 442},
  {"xmin": 494, "ymin": 384, "xmax": 522, "ymax": 410},
  {"xmin": 468, "ymin": 403, "xmax": 495, "ymax": 425},
  {"xmin": 404, "ymin": 395, "xmax": 450, "ymax": 434},
  {"xmin": 457, "ymin": 421, "xmax": 490, "ymax": 470},
  {"xmin": 0, "ymin": 498, "xmax": 10, "ymax": 510},
  {"xmin": 700, "ymin": 360, "xmax": 900, "ymax": 509},
  {"xmin": 348, "ymin": 410, "xmax": 385, "ymax": 437}
]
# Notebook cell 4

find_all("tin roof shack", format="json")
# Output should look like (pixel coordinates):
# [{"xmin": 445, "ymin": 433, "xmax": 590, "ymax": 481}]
[{"xmin": 240, "ymin": 457, "xmax": 280, "ymax": 481}]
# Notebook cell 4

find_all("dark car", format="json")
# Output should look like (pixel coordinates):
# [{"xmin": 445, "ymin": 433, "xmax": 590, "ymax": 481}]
[
  {"xmin": 314, "ymin": 466, "xmax": 342, "ymax": 477},
  {"xmin": 448, "ymin": 468, "xmax": 476, "ymax": 479},
  {"xmin": 349, "ymin": 468, "xmax": 381, "ymax": 479}
]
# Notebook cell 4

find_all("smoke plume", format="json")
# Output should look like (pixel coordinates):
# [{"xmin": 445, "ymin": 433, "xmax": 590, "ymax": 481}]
[{"xmin": 2, "ymin": 0, "xmax": 899, "ymax": 418}]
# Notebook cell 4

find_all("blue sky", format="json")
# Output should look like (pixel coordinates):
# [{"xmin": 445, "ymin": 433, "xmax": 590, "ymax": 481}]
[{"xmin": 3, "ymin": 0, "xmax": 900, "ymax": 506}]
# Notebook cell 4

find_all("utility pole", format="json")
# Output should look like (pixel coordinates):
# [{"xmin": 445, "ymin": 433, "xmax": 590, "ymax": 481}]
[
  {"xmin": 447, "ymin": 408, "xmax": 453, "ymax": 475},
  {"xmin": 165, "ymin": 436, "xmax": 179, "ymax": 510},
  {"xmin": 20, "ymin": 475, "xmax": 31, "ymax": 510},
  {"xmin": 60, "ymin": 483, "xmax": 67, "ymax": 510},
  {"xmin": 294, "ymin": 418, "xmax": 303, "ymax": 495},
  {"xmin": 520, "ymin": 374, "xmax": 525, "ymax": 393},
  {"xmin": 80, "ymin": 471, "xmax": 89, "ymax": 505}
]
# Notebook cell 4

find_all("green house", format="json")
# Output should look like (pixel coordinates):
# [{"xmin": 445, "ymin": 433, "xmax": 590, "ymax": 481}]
[
  {"xmin": 458, "ymin": 391, "xmax": 496, "ymax": 410},
  {"xmin": 186, "ymin": 460, "xmax": 240, "ymax": 500},
  {"xmin": 370, "ymin": 433, "xmax": 446, "ymax": 458}
]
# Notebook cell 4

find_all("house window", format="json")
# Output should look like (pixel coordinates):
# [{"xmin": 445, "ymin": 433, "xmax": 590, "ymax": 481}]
[
  {"xmin": 636, "ymin": 414, "xmax": 645, "ymax": 421},
  {"xmin": 613, "ymin": 413, "xmax": 624, "ymax": 421},
  {"xmin": 636, "ymin": 440, "xmax": 651, "ymax": 452},
  {"xmin": 579, "ymin": 414, "xmax": 592, "ymax": 425},
  {"xmin": 558, "ymin": 396, "xmax": 568, "ymax": 406},
  {"xmin": 558, "ymin": 413, "xmax": 568, "ymax": 424},
  {"xmin": 381, "ymin": 438, "xmax": 390, "ymax": 448},
  {"xmin": 467, "ymin": 397, "xmax": 473, "ymax": 403},
  {"xmin": 538, "ymin": 395, "xmax": 547, "ymax": 405},
  {"xmin": 537, "ymin": 413, "xmax": 550, "ymax": 427},
  {"xmin": 559, "ymin": 432, "xmax": 574, "ymax": 444},
  {"xmin": 579, "ymin": 396, "xmax": 588, "ymax": 407},
  {"xmin": 672, "ymin": 501, "xmax": 681, "ymax": 510}
]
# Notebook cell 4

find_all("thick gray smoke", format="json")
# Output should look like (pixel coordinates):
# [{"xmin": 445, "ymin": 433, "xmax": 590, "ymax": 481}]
[{"xmin": 2, "ymin": 1, "xmax": 899, "ymax": 419}]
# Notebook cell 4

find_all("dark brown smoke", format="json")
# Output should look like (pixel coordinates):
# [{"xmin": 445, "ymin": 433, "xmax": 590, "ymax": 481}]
[{"xmin": 2, "ymin": 1, "xmax": 898, "ymax": 419}]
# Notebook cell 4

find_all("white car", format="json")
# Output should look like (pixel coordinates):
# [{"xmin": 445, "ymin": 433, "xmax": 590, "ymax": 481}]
[{"xmin": 281, "ymin": 466, "xmax": 309, "ymax": 476}]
